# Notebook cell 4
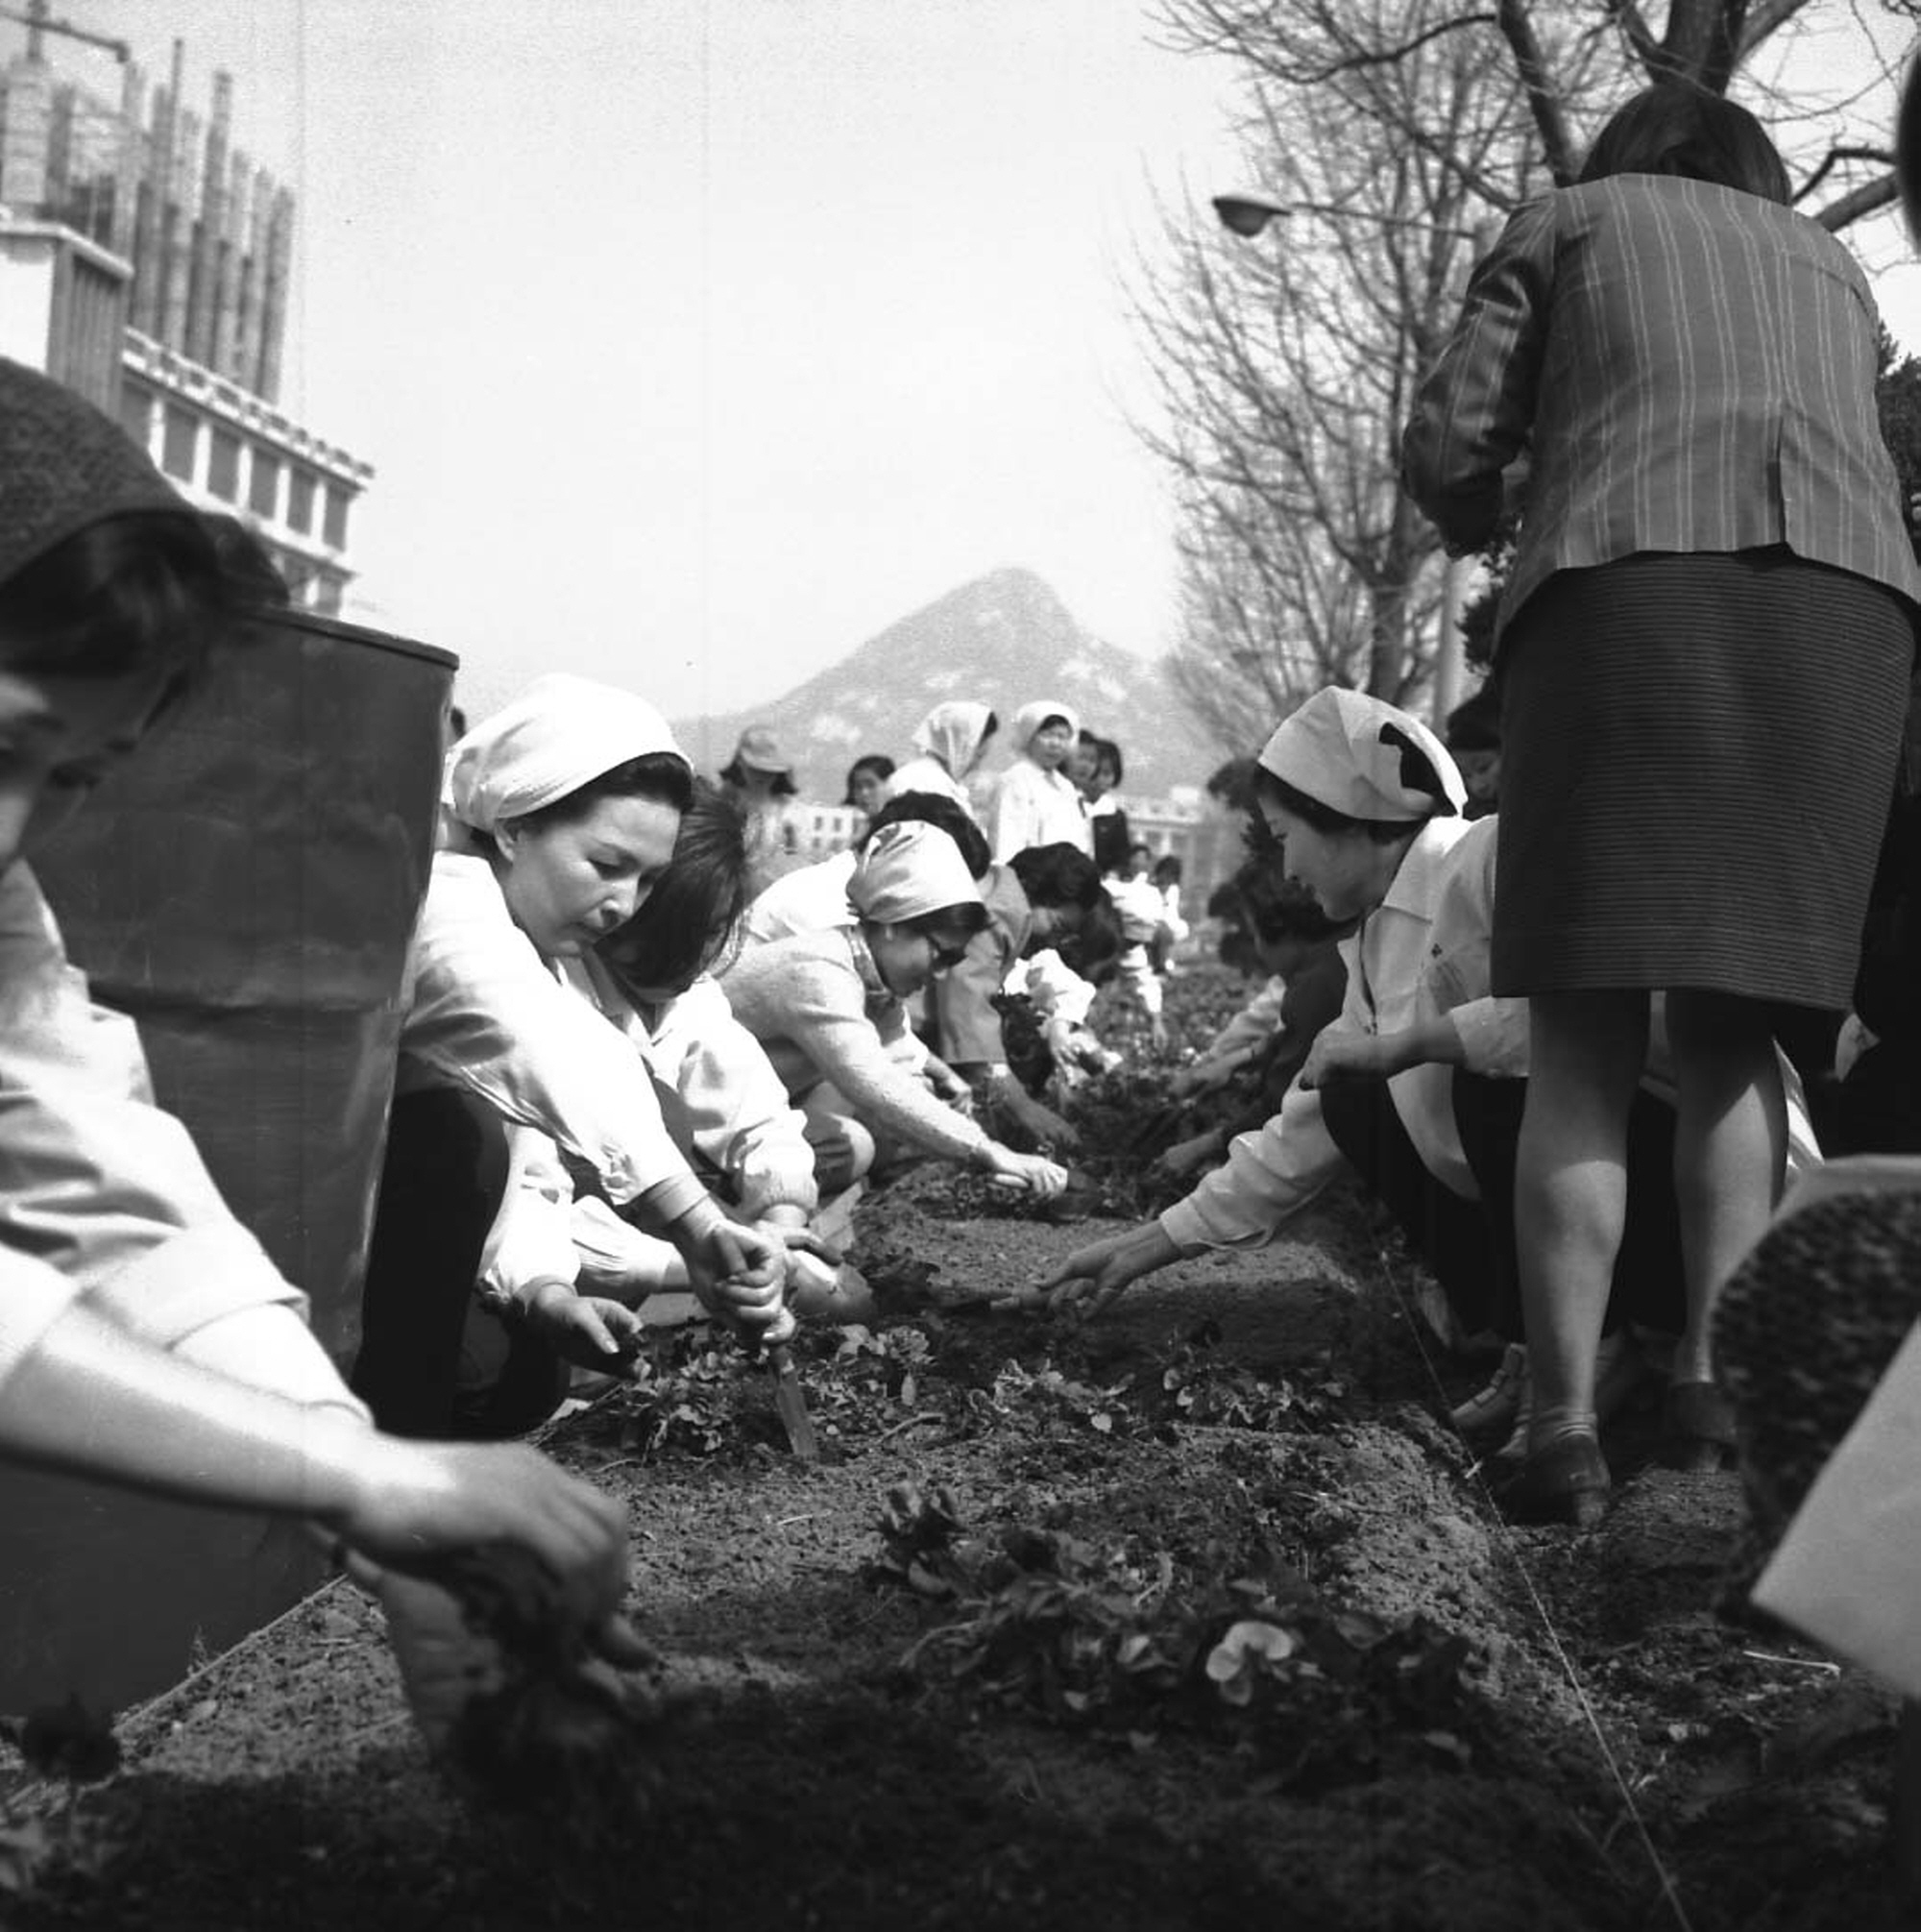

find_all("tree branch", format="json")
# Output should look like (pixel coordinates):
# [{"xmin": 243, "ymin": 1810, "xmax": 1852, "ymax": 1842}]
[
  {"xmin": 1603, "ymin": 0, "xmax": 1661, "ymax": 77},
  {"xmin": 1738, "ymin": 0, "xmax": 1815, "ymax": 59},
  {"xmin": 1796, "ymin": 143, "xmax": 1897, "ymax": 206},
  {"xmin": 1814, "ymin": 170, "xmax": 1900, "ymax": 232},
  {"xmin": 1300, "ymin": 11, "xmax": 1497, "ymax": 84},
  {"xmin": 1496, "ymin": 0, "xmax": 1581, "ymax": 183}
]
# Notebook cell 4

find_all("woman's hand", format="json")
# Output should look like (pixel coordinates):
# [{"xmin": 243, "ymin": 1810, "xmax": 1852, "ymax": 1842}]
[
  {"xmin": 1169, "ymin": 1058, "xmax": 1232, "ymax": 1101},
  {"xmin": 1299, "ymin": 1028, "xmax": 1415, "ymax": 1089},
  {"xmin": 1001, "ymin": 1222, "xmax": 1181, "ymax": 1317},
  {"xmin": 676, "ymin": 1213, "xmax": 788, "ymax": 1332},
  {"xmin": 1156, "ymin": 1127, "xmax": 1226, "ymax": 1181},
  {"xmin": 982, "ymin": 1144, "xmax": 1069, "ymax": 1199},
  {"xmin": 523, "ymin": 1281, "xmax": 646, "ymax": 1372},
  {"xmin": 753, "ymin": 1209, "xmax": 844, "ymax": 1269},
  {"xmin": 325, "ymin": 1427, "xmax": 646, "ymax": 1660},
  {"xmin": 993, "ymin": 1075, "xmax": 1082, "ymax": 1153}
]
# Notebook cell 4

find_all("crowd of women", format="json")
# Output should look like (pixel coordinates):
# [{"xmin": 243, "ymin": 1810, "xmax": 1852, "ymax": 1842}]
[{"xmin": 6, "ymin": 73, "xmax": 1921, "ymax": 1793}]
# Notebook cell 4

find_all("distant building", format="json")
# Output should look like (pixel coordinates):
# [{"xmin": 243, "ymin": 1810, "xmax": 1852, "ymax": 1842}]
[
  {"xmin": 787, "ymin": 800, "xmax": 862, "ymax": 863},
  {"xmin": 0, "ymin": 37, "xmax": 370, "ymax": 614},
  {"xmin": 1111, "ymin": 786, "xmax": 1239, "ymax": 913}
]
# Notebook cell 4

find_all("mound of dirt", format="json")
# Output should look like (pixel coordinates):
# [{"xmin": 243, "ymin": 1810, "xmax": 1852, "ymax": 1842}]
[{"xmin": 2, "ymin": 967, "xmax": 1909, "ymax": 1930}]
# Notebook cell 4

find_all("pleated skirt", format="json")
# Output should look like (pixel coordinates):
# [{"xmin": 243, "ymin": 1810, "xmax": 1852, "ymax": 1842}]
[{"xmin": 1492, "ymin": 549, "xmax": 1914, "ymax": 1005}]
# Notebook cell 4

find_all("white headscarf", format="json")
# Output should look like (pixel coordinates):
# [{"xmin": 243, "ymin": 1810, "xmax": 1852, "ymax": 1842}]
[
  {"xmin": 1257, "ymin": 688, "xmax": 1465, "ymax": 822},
  {"xmin": 911, "ymin": 700, "xmax": 996, "ymax": 778},
  {"xmin": 847, "ymin": 822, "xmax": 983, "ymax": 925},
  {"xmin": 447, "ymin": 673, "xmax": 689, "ymax": 833},
  {"xmin": 1011, "ymin": 698, "xmax": 1081, "ymax": 757}
]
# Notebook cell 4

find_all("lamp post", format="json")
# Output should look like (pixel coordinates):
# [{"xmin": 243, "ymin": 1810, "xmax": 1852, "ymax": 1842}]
[
  {"xmin": 1212, "ymin": 188, "xmax": 1487, "ymax": 726},
  {"xmin": 1211, "ymin": 189, "xmax": 1482, "ymax": 242}
]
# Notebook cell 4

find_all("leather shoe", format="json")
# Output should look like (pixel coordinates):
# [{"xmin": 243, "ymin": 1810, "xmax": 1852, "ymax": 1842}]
[
  {"xmin": 1448, "ymin": 1342, "xmax": 1528, "ymax": 1439},
  {"xmin": 1664, "ymin": 1380, "xmax": 1738, "ymax": 1472},
  {"xmin": 1495, "ymin": 1432, "xmax": 1611, "ymax": 1529}
]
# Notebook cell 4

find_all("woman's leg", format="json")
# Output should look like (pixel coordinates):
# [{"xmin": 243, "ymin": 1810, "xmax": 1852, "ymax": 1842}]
[
  {"xmin": 799, "ymin": 1081, "xmax": 876, "ymax": 1194},
  {"xmin": 351, "ymin": 1087, "xmax": 511, "ymax": 1437},
  {"xmin": 1664, "ymin": 989, "xmax": 1787, "ymax": 1386},
  {"xmin": 1513, "ymin": 990, "xmax": 1649, "ymax": 1446},
  {"xmin": 1320, "ymin": 1073, "xmax": 1498, "ymax": 1341}
]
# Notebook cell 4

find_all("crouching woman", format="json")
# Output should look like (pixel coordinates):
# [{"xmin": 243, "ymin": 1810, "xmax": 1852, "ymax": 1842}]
[
  {"xmin": 720, "ymin": 821, "xmax": 1068, "ymax": 1199},
  {"xmin": 1030, "ymin": 689, "xmax": 1703, "ymax": 1526},
  {"xmin": 353, "ymin": 675, "xmax": 786, "ymax": 1438},
  {"xmin": 0, "ymin": 360, "xmax": 643, "ymax": 1745},
  {"xmin": 562, "ymin": 782, "xmax": 865, "ymax": 1320}
]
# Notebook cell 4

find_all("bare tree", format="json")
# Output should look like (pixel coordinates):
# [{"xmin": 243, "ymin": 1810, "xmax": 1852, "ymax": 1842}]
[
  {"xmin": 1156, "ymin": 2, "xmax": 1910, "ymax": 222},
  {"xmin": 1137, "ymin": 0, "xmax": 1915, "ymax": 749},
  {"xmin": 1134, "ymin": 0, "xmax": 1545, "ymax": 738}
]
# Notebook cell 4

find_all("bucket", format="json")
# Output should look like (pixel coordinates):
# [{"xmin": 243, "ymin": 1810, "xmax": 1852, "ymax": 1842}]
[{"xmin": 0, "ymin": 606, "xmax": 454, "ymax": 1712}]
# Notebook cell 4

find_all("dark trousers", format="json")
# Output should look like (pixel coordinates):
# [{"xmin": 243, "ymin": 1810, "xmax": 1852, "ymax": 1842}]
[
  {"xmin": 350, "ymin": 1085, "xmax": 570, "ymax": 1439},
  {"xmin": 1319, "ymin": 1070, "xmax": 1686, "ymax": 1344}
]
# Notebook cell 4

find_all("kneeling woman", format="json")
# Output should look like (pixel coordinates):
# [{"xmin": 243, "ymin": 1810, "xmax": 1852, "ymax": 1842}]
[
  {"xmin": 353, "ymin": 676, "xmax": 786, "ymax": 1438},
  {"xmin": 1033, "ymin": 689, "xmax": 1780, "ymax": 1525},
  {"xmin": 720, "ymin": 821, "xmax": 1069, "ymax": 1199},
  {"xmin": 560, "ymin": 783, "xmax": 863, "ymax": 1318}
]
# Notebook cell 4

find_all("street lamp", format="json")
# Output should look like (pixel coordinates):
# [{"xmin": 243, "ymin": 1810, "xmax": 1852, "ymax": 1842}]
[
  {"xmin": 1211, "ymin": 188, "xmax": 1483, "ymax": 242},
  {"xmin": 1211, "ymin": 190, "xmax": 1289, "ymax": 238}
]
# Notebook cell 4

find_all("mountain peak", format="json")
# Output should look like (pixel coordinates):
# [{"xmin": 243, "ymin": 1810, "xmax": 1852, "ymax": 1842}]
[{"xmin": 673, "ymin": 569, "xmax": 1216, "ymax": 798}]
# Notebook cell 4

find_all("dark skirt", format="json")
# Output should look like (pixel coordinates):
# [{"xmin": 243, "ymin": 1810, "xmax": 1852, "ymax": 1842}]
[{"xmin": 1493, "ymin": 550, "xmax": 1914, "ymax": 1004}]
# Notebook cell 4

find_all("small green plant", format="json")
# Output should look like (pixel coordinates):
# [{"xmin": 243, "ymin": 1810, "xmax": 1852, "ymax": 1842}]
[
  {"xmin": 867, "ymin": 1483, "xmax": 1484, "ymax": 1791},
  {"xmin": 0, "ymin": 1695, "xmax": 122, "ymax": 1895}
]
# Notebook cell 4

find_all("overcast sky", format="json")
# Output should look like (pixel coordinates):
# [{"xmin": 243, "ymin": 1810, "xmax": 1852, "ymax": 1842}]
[
  {"xmin": 57, "ymin": 2, "xmax": 1246, "ymax": 724},
  {"xmin": 44, "ymin": 4, "xmax": 1921, "ymax": 728}
]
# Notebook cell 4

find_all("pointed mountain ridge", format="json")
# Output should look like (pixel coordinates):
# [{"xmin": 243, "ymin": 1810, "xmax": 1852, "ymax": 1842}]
[{"xmin": 673, "ymin": 567, "xmax": 1217, "ymax": 800}]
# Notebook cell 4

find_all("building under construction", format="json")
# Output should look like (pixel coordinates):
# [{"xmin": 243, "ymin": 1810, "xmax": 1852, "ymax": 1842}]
[{"xmin": 0, "ymin": 23, "xmax": 369, "ymax": 614}]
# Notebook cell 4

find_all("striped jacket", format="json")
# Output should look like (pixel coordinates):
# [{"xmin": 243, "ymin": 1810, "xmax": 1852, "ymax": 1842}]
[{"xmin": 1402, "ymin": 173, "xmax": 1921, "ymax": 643}]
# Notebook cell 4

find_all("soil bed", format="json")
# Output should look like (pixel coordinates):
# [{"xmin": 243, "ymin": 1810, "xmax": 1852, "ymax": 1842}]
[{"xmin": 2, "ymin": 967, "xmax": 1909, "ymax": 1930}]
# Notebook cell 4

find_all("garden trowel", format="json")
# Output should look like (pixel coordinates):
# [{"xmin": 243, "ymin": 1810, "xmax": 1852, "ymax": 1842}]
[{"xmin": 757, "ymin": 1305, "xmax": 820, "ymax": 1462}]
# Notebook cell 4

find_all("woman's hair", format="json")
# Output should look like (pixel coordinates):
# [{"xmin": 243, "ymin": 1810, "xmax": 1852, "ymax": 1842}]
[
  {"xmin": 596, "ymin": 781, "xmax": 748, "ymax": 995},
  {"xmin": 719, "ymin": 755, "xmax": 797, "ymax": 796},
  {"xmin": 514, "ymin": 749, "xmax": 693, "ymax": 833},
  {"xmin": 1059, "ymin": 890, "xmax": 1122, "ymax": 985},
  {"xmin": 979, "ymin": 710, "xmax": 999, "ymax": 745},
  {"xmin": 0, "ymin": 511, "xmax": 253, "ymax": 688},
  {"xmin": 843, "ymin": 753, "xmax": 895, "ymax": 805},
  {"xmin": 1032, "ymin": 713, "xmax": 1072, "ymax": 737},
  {"xmin": 901, "ymin": 901, "xmax": 993, "ymax": 947},
  {"xmin": 1251, "ymin": 767, "xmax": 1425, "ymax": 847},
  {"xmin": 1579, "ymin": 85, "xmax": 1790, "ymax": 205},
  {"xmin": 1009, "ymin": 842, "xmax": 1102, "ymax": 911},
  {"xmin": 1238, "ymin": 861, "xmax": 1342, "ymax": 944},
  {"xmin": 861, "ymin": 789, "xmax": 991, "ymax": 878},
  {"xmin": 1151, "ymin": 853, "xmax": 1182, "ymax": 888}
]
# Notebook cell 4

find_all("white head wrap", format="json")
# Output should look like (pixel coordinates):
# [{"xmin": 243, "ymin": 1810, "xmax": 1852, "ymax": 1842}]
[
  {"xmin": 1011, "ymin": 698, "xmax": 1081, "ymax": 757},
  {"xmin": 911, "ymin": 700, "xmax": 997, "ymax": 778},
  {"xmin": 1256, "ymin": 688, "xmax": 1465, "ymax": 823},
  {"xmin": 847, "ymin": 821, "xmax": 984, "ymax": 926},
  {"xmin": 447, "ymin": 673, "xmax": 689, "ymax": 833}
]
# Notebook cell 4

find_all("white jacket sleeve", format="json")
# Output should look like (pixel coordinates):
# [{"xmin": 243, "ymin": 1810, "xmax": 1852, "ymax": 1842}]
[
  {"xmin": 1156, "ymin": 1073, "xmax": 1345, "ymax": 1252},
  {"xmin": 401, "ymin": 855, "xmax": 707, "ymax": 1222},
  {"xmin": 1205, "ymin": 977, "xmax": 1289, "ymax": 1062},
  {"xmin": 474, "ymin": 1126, "xmax": 582, "ymax": 1312},
  {"xmin": 674, "ymin": 992, "xmax": 818, "ymax": 1219},
  {"xmin": 987, "ymin": 767, "xmax": 1040, "ymax": 866}
]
